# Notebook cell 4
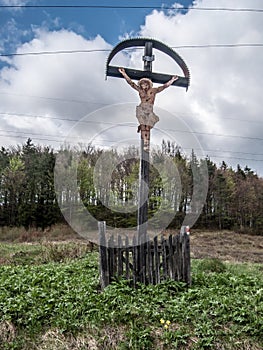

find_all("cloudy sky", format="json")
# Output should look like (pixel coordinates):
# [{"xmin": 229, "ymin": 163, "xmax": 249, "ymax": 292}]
[{"xmin": 0, "ymin": 0, "xmax": 263, "ymax": 175}]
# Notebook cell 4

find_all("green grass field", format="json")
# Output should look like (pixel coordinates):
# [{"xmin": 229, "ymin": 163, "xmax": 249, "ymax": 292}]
[{"xmin": 0, "ymin": 239, "xmax": 262, "ymax": 350}]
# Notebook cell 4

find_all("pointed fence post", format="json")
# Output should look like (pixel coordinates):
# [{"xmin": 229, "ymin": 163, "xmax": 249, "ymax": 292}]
[
  {"xmin": 180, "ymin": 225, "xmax": 191, "ymax": 286},
  {"xmin": 98, "ymin": 221, "xmax": 109, "ymax": 289}
]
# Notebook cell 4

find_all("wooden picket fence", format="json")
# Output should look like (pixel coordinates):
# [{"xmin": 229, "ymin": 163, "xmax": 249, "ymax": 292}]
[{"xmin": 98, "ymin": 222, "xmax": 191, "ymax": 288}]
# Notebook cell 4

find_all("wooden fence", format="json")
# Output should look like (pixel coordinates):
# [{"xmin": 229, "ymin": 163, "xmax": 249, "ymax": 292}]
[{"xmin": 99, "ymin": 222, "xmax": 191, "ymax": 288}]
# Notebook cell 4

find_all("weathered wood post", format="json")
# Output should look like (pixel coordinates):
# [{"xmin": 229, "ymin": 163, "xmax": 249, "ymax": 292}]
[
  {"xmin": 137, "ymin": 41, "xmax": 154, "ymax": 241},
  {"xmin": 180, "ymin": 225, "xmax": 191, "ymax": 286},
  {"xmin": 98, "ymin": 221, "xmax": 109, "ymax": 289}
]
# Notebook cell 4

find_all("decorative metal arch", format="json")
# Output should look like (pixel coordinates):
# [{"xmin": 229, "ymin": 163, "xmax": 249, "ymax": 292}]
[{"xmin": 106, "ymin": 37, "xmax": 190, "ymax": 90}]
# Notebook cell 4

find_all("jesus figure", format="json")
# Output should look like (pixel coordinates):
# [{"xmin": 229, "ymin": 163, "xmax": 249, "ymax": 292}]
[{"xmin": 118, "ymin": 67, "xmax": 178, "ymax": 131}]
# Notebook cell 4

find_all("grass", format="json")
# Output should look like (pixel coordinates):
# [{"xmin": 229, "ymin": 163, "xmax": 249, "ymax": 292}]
[
  {"xmin": 0, "ymin": 224, "xmax": 80, "ymax": 243},
  {"xmin": 190, "ymin": 230, "xmax": 263, "ymax": 264},
  {"xmin": 0, "ymin": 226, "xmax": 262, "ymax": 349},
  {"xmin": 0, "ymin": 241, "xmax": 95, "ymax": 265},
  {"xmin": 0, "ymin": 247, "xmax": 262, "ymax": 349}
]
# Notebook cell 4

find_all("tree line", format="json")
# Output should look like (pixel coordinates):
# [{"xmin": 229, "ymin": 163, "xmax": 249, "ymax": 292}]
[{"xmin": 1, "ymin": 138, "xmax": 263, "ymax": 233}]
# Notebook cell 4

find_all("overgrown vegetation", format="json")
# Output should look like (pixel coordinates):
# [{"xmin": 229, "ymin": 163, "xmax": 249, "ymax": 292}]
[
  {"xmin": 0, "ymin": 246, "xmax": 262, "ymax": 350},
  {"xmin": 1, "ymin": 139, "xmax": 262, "ymax": 347},
  {"xmin": 1, "ymin": 138, "xmax": 263, "ymax": 232}
]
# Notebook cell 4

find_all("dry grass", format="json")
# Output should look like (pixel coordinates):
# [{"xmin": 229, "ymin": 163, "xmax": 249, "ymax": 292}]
[
  {"xmin": 190, "ymin": 230, "xmax": 263, "ymax": 263},
  {"xmin": 29, "ymin": 326, "xmax": 127, "ymax": 350},
  {"xmin": 40, "ymin": 241, "xmax": 97, "ymax": 263},
  {"xmin": 0, "ymin": 224, "xmax": 80, "ymax": 243},
  {"xmin": 0, "ymin": 321, "xmax": 16, "ymax": 343},
  {"xmin": 1, "ymin": 323, "xmax": 262, "ymax": 350},
  {"xmin": 1, "ymin": 225, "xmax": 263, "ymax": 264},
  {"xmin": 39, "ymin": 328, "xmax": 99, "ymax": 350}
]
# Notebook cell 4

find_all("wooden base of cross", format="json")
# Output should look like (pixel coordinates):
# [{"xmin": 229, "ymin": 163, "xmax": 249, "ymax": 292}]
[
  {"xmin": 138, "ymin": 124, "xmax": 151, "ymax": 151},
  {"xmin": 136, "ymin": 106, "xmax": 158, "ymax": 241},
  {"xmin": 137, "ymin": 125, "xmax": 150, "ymax": 241}
]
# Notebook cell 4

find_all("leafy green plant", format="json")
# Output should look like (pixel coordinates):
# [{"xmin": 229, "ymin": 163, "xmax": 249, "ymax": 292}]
[
  {"xmin": 0, "ymin": 256, "xmax": 262, "ymax": 349},
  {"xmin": 40, "ymin": 241, "xmax": 93, "ymax": 263},
  {"xmin": 162, "ymin": 325, "xmax": 191, "ymax": 348},
  {"xmin": 195, "ymin": 258, "xmax": 227, "ymax": 273},
  {"xmin": 121, "ymin": 321, "xmax": 153, "ymax": 349}
]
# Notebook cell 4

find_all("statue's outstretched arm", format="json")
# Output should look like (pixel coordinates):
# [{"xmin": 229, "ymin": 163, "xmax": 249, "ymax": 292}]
[
  {"xmin": 118, "ymin": 68, "xmax": 140, "ymax": 91},
  {"xmin": 155, "ymin": 75, "xmax": 179, "ymax": 93}
]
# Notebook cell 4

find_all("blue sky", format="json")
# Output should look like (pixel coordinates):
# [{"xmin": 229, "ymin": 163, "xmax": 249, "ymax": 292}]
[
  {"xmin": 0, "ymin": 0, "xmax": 193, "ymax": 62},
  {"xmin": 0, "ymin": 0, "xmax": 263, "ymax": 175}
]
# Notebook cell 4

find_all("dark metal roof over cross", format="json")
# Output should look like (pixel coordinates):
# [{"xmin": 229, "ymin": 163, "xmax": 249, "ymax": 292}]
[{"xmin": 106, "ymin": 37, "xmax": 190, "ymax": 90}]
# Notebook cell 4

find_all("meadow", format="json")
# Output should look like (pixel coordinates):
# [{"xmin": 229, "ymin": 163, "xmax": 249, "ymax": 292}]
[{"xmin": 0, "ymin": 227, "xmax": 262, "ymax": 349}]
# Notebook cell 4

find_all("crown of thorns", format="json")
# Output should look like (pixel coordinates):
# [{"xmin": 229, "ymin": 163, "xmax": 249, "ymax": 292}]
[{"xmin": 138, "ymin": 78, "xmax": 153, "ymax": 88}]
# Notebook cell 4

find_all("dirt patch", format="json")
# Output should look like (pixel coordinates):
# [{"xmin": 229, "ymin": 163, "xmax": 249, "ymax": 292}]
[{"xmin": 190, "ymin": 230, "xmax": 263, "ymax": 263}]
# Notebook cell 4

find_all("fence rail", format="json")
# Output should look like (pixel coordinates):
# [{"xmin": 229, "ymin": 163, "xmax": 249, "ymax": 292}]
[{"xmin": 99, "ymin": 222, "xmax": 191, "ymax": 288}]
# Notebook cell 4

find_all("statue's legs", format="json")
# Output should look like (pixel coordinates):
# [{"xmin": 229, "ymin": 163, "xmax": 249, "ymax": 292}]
[
  {"xmin": 136, "ymin": 103, "xmax": 159, "ymax": 128},
  {"xmin": 136, "ymin": 103, "xmax": 159, "ymax": 151}
]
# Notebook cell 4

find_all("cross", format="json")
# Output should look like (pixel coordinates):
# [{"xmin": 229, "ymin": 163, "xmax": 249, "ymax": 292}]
[{"xmin": 106, "ymin": 38, "xmax": 190, "ymax": 241}]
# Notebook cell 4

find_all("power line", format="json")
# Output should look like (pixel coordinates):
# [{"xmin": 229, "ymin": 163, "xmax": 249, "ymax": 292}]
[
  {"xmin": 0, "ymin": 5, "xmax": 263, "ymax": 12},
  {"xmin": 0, "ymin": 49, "xmax": 110, "ymax": 57},
  {"xmin": 164, "ymin": 128, "xmax": 263, "ymax": 142},
  {"xmin": 1, "ymin": 43, "xmax": 263, "ymax": 57},
  {"xmin": 0, "ymin": 133, "xmax": 62, "ymax": 144},
  {"xmin": 0, "ymin": 127, "xmax": 263, "ymax": 163},
  {"xmin": 0, "ymin": 128, "xmax": 66, "ymax": 139},
  {"xmin": 1, "ymin": 112, "xmax": 263, "ymax": 143},
  {"xmin": 0, "ymin": 132, "xmax": 262, "ymax": 163},
  {"xmin": 0, "ymin": 92, "xmax": 109, "ymax": 105},
  {"xmin": 172, "ymin": 43, "xmax": 263, "ymax": 49},
  {"xmin": 195, "ymin": 154, "xmax": 263, "ymax": 162},
  {"xmin": 2, "ymin": 110, "xmax": 263, "ymax": 126},
  {"xmin": 184, "ymin": 147, "xmax": 263, "ymax": 158},
  {"xmin": 1, "ymin": 125, "xmax": 263, "ymax": 159},
  {"xmin": 219, "ymin": 116, "xmax": 263, "ymax": 124},
  {"xmin": 0, "ymin": 112, "xmax": 118, "ymax": 125}
]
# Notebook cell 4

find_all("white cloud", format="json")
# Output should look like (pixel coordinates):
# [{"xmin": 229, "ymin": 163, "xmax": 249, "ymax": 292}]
[
  {"xmin": 0, "ymin": 0, "xmax": 29, "ymax": 5},
  {"xmin": 0, "ymin": 0, "xmax": 262, "ymax": 174},
  {"xmin": 0, "ymin": 28, "xmax": 134, "ymax": 148},
  {"xmin": 0, "ymin": 0, "xmax": 30, "ymax": 13},
  {"xmin": 133, "ymin": 0, "xmax": 263, "ymax": 172}
]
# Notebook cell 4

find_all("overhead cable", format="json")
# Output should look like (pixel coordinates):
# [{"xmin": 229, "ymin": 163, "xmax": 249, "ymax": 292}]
[
  {"xmin": 0, "ymin": 5, "xmax": 263, "ymax": 12},
  {"xmin": 0, "ymin": 43, "xmax": 263, "ymax": 57}
]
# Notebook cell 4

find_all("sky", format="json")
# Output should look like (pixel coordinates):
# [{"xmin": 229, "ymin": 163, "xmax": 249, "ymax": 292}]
[{"xmin": 0, "ymin": 0, "xmax": 263, "ymax": 175}]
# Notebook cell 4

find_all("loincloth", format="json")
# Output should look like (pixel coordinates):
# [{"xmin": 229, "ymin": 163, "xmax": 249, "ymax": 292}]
[{"xmin": 136, "ymin": 103, "xmax": 159, "ymax": 128}]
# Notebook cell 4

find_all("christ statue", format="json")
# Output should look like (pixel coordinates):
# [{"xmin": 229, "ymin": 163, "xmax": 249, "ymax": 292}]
[{"xmin": 118, "ymin": 67, "xmax": 178, "ymax": 131}]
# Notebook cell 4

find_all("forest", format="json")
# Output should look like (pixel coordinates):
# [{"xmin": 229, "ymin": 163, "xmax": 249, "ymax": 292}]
[{"xmin": 1, "ymin": 138, "xmax": 263, "ymax": 233}]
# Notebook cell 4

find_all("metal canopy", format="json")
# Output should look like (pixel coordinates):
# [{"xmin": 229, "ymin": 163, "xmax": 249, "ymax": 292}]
[{"xmin": 106, "ymin": 37, "xmax": 190, "ymax": 90}]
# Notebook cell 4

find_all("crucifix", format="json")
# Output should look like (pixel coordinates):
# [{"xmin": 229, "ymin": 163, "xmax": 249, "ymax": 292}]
[
  {"xmin": 106, "ymin": 38, "xmax": 190, "ymax": 240},
  {"xmin": 118, "ymin": 67, "xmax": 178, "ymax": 239},
  {"xmin": 118, "ymin": 67, "xmax": 178, "ymax": 151}
]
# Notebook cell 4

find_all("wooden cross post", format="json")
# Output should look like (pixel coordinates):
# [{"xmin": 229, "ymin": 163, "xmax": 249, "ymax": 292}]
[
  {"xmin": 106, "ymin": 38, "xmax": 190, "ymax": 243},
  {"xmin": 137, "ymin": 41, "xmax": 154, "ymax": 241}
]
